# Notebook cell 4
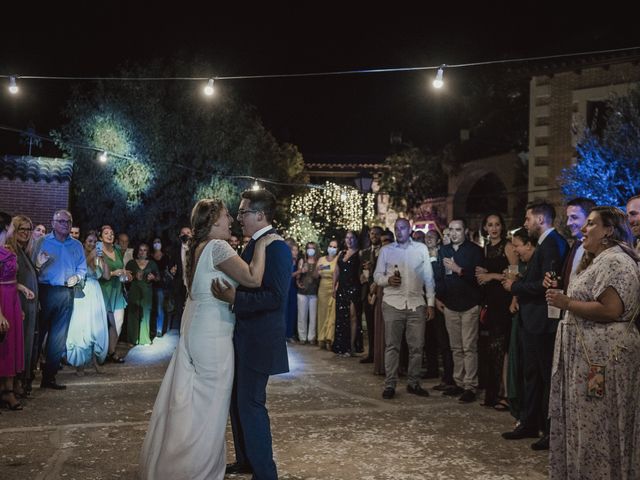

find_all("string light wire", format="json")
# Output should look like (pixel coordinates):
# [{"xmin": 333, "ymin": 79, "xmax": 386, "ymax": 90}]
[{"xmin": 1, "ymin": 46, "xmax": 638, "ymax": 83}]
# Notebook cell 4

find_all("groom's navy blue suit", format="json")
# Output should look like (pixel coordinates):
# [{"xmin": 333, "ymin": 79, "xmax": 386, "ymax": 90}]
[{"xmin": 231, "ymin": 228, "xmax": 290, "ymax": 479}]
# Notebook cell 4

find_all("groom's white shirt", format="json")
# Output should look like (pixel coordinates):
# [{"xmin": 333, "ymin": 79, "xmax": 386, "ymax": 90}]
[{"xmin": 252, "ymin": 225, "xmax": 272, "ymax": 241}]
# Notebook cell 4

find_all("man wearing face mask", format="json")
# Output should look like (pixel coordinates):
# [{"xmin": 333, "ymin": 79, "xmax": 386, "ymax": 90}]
[
  {"xmin": 169, "ymin": 227, "xmax": 192, "ymax": 331},
  {"xmin": 151, "ymin": 237, "xmax": 173, "ymax": 339},
  {"xmin": 296, "ymin": 242, "xmax": 320, "ymax": 344}
]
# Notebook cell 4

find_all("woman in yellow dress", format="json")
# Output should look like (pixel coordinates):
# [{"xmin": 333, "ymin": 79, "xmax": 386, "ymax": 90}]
[{"xmin": 316, "ymin": 239, "xmax": 339, "ymax": 350}]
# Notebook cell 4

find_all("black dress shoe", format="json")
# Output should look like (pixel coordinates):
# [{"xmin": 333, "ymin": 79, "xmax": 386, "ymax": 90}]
[
  {"xmin": 433, "ymin": 382, "xmax": 456, "ymax": 391},
  {"xmin": 359, "ymin": 357, "xmax": 373, "ymax": 364},
  {"xmin": 531, "ymin": 434, "xmax": 549, "ymax": 450},
  {"xmin": 442, "ymin": 386, "xmax": 465, "ymax": 396},
  {"xmin": 40, "ymin": 380, "xmax": 67, "ymax": 390},
  {"xmin": 407, "ymin": 384, "xmax": 430, "ymax": 397},
  {"xmin": 457, "ymin": 389, "xmax": 477, "ymax": 403},
  {"xmin": 225, "ymin": 462, "xmax": 253, "ymax": 474},
  {"xmin": 501, "ymin": 425, "xmax": 539, "ymax": 440},
  {"xmin": 382, "ymin": 387, "xmax": 395, "ymax": 399}
]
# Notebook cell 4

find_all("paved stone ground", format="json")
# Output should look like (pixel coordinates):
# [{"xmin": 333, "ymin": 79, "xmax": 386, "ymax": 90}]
[{"xmin": 0, "ymin": 331, "xmax": 548, "ymax": 479}]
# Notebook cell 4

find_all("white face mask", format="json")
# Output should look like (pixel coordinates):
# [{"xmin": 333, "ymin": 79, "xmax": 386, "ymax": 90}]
[
  {"xmin": 153, "ymin": 242, "xmax": 162, "ymax": 251},
  {"xmin": 306, "ymin": 248, "xmax": 316, "ymax": 257},
  {"xmin": 327, "ymin": 247, "xmax": 338, "ymax": 256}
]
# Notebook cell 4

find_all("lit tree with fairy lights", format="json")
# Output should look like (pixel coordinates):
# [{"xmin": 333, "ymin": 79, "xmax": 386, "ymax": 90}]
[{"xmin": 287, "ymin": 182, "xmax": 375, "ymax": 245}]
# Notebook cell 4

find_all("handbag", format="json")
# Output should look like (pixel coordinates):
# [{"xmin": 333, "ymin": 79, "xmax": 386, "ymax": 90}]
[
  {"xmin": 73, "ymin": 283, "xmax": 85, "ymax": 299},
  {"xmin": 479, "ymin": 305, "xmax": 489, "ymax": 325}
]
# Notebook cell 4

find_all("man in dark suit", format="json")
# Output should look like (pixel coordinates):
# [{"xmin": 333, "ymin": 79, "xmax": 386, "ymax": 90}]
[
  {"xmin": 212, "ymin": 188, "xmax": 290, "ymax": 480},
  {"xmin": 501, "ymin": 201, "xmax": 568, "ymax": 451},
  {"xmin": 359, "ymin": 226, "xmax": 383, "ymax": 364}
]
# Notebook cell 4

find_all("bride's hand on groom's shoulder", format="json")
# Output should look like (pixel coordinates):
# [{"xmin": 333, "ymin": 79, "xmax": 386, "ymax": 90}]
[{"xmin": 258, "ymin": 233, "xmax": 282, "ymax": 248}]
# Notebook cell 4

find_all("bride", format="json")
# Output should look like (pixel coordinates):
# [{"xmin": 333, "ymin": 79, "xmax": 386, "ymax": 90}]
[{"xmin": 140, "ymin": 199, "xmax": 276, "ymax": 480}]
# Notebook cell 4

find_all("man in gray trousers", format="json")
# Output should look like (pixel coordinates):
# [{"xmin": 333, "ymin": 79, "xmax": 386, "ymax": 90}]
[{"xmin": 374, "ymin": 218, "xmax": 435, "ymax": 400}]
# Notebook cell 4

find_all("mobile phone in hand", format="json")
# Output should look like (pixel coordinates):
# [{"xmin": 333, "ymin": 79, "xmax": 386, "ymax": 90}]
[{"xmin": 96, "ymin": 241, "xmax": 103, "ymax": 257}]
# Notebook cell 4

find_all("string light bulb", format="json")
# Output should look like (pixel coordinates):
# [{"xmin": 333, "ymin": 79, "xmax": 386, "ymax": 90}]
[
  {"xmin": 8, "ymin": 76, "xmax": 19, "ymax": 94},
  {"xmin": 204, "ymin": 78, "xmax": 215, "ymax": 96},
  {"xmin": 99, "ymin": 151, "xmax": 108, "ymax": 163},
  {"xmin": 251, "ymin": 180, "xmax": 260, "ymax": 191},
  {"xmin": 432, "ymin": 65, "xmax": 445, "ymax": 89}
]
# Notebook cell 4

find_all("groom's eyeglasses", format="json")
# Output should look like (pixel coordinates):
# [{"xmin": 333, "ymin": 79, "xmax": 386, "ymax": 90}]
[{"xmin": 237, "ymin": 209, "xmax": 259, "ymax": 218}]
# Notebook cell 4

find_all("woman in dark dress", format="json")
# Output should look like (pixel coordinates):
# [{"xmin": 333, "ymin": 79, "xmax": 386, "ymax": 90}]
[
  {"xmin": 332, "ymin": 231, "xmax": 363, "ymax": 356},
  {"xmin": 475, "ymin": 213, "xmax": 518, "ymax": 409}
]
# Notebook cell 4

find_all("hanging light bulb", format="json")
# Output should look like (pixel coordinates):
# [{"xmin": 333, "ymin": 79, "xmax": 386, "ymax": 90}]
[
  {"xmin": 8, "ymin": 76, "xmax": 19, "ymax": 94},
  {"xmin": 99, "ymin": 151, "xmax": 108, "ymax": 163},
  {"xmin": 251, "ymin": 180, "xmax": 260, "ymax": 191},
  {"xmin": 204, "ymin": 78, "xmax": 215, "ymax": 96},
  {"xmin": 432, "ymin": 65, "xmax": 445, "ymax": 89}
]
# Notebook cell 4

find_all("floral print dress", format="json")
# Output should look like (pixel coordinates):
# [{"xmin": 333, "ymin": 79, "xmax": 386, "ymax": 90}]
[{"xmin": 549, "ymin": 246, "xmax": 640, "ymax": 479}]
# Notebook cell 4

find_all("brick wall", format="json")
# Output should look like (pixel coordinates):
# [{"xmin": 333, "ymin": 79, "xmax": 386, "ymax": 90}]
[
  {"xmin": 0, "ymin": 178, "xmax": 70, "ymax": 227},
  {"xmin": 529, "ymin": 61, "xmax": 640, "ymax": 206}
]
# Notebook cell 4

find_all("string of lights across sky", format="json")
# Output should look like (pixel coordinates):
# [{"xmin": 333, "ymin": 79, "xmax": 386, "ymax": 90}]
[{"xmin": 2, "ymin": 45, "xmax": 638, "ymax": 193}]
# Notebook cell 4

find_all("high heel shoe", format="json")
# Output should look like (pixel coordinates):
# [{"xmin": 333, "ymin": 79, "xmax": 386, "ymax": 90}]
[
  {"xmin": 93, "ymin": 356, "xmax": 104, "ymax": 374},
  {"xmin": 1, "ymin": 390, "xmax": 24, "ymax": 411},
  {"xmin": 107, "ymin": 353, "xmax": 125, "ymax": 363}
]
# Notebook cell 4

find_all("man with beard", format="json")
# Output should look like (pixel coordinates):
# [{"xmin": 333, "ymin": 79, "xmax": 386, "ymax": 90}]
[
  {"xmin": 501, "ymin": 201, "xmax": 568, "ymax": 451},
  {"xmin": 626, "ymin": 194, "xmax": 640, "ymax": 252}
]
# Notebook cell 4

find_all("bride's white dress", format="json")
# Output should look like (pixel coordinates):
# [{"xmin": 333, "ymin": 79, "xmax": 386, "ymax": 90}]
[{"xmin": 140, "ymin": 239, "xmax": 238, "ymax": 480}]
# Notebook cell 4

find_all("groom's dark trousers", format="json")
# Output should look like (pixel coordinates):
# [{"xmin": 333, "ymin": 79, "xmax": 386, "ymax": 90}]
[{"xmin": 231, "ymin": 230, "xmax": 291, "ymax": 480}]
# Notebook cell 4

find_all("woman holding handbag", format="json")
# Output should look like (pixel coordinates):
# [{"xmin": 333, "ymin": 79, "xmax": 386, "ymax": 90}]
[{"xmin": 546, "ymin": 207, "xmax": 640, "ymax": 479}]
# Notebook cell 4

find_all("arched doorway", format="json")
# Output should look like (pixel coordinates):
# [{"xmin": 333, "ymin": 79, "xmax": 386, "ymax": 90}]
[{"xmin": 465, "ymin": 173, "xmax": 508, "ymax": 214}]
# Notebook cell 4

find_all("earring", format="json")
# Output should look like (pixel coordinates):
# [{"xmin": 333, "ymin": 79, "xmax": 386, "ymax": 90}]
[{"xmin": 601, "ymin": 237, "xmax": 609, "ymax": 245}]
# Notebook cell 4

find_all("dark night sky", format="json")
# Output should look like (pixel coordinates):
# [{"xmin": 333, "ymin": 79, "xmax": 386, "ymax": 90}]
[{"xmin": 2, "ymin": 6, "xmax": 639, "ymax": 157}]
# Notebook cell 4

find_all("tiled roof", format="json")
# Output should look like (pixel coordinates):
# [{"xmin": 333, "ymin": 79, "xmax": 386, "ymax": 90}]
[{"xmin": 0, "ymin": 155, "xmax": 73, "ymax": 182}]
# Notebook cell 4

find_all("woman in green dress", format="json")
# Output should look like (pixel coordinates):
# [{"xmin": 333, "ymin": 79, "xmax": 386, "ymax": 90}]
[
  {"xmin": 99, "ymin": 225, "xmax": 131, "ymax": 363},
  {"xmin": 126, "ymin": 243, "xmax": 159, "ymax": 346}
]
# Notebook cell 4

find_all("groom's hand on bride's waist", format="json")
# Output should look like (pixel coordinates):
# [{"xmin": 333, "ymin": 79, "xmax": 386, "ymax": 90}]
[{"xmin": 212, "ymin": 278, "xmax": 236, "ymax": 305}]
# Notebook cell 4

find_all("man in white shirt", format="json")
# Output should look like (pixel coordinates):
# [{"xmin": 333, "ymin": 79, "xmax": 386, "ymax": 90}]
[{"xmin": 374, "ymin": 218, "xmax": 435, "ymax": 399}]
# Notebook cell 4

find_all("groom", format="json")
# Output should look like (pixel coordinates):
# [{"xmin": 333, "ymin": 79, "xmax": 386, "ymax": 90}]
[{"xmin": 213, "ymin": 188, "xmax": 291, "ymax": 479}]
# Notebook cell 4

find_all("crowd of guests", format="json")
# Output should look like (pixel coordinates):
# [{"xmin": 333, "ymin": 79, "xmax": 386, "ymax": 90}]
[
  {"xmin": 2, "ymin": 196, "xmax": 639, "ymax": 478},
  {"xmin": 285, "ymin": 195, "xmax": 640, "ymax": 479},
  {"xmin": 0, "ymin": 209, "xmax": 196, "ymax": 410}
]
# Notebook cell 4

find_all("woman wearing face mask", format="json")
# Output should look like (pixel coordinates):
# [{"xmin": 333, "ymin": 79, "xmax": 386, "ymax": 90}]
[
  {"xmin": 316, "ymin": 239, "xmax": 339, "ymax": 350},
  {"xmin": 99, "ymin": 225, "xmax": 131, "ymax": 363},
  {"xmin": 65, "ymin": 231, "xmax": 110, "ymax": 375},
  {"xmin": 126, "ymin": 244, "xmax": 160, "ymax": 346},
  {"xmin": 151, "ymin": 237, "xmax": 172, "ymax": 339},
  {"xmin": 296, "ymin": 242, "xmax": 320, "ymax": 344}
]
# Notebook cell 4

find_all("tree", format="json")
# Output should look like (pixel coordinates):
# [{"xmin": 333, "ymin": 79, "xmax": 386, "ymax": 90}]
[
  {"xmin": 54, "ymin": 60, "xmax": 305, "ymax": 242},
  {"xmin": 561, "ymin": 85, "xmax": 640, "ymax": 206},
  {"xmin": 378, "ymin": 146, "xmax": 447, "ymax": 211},
  {"xmin": 287, "ymin": 182, "xmax": 375, "ymax": 246}
]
